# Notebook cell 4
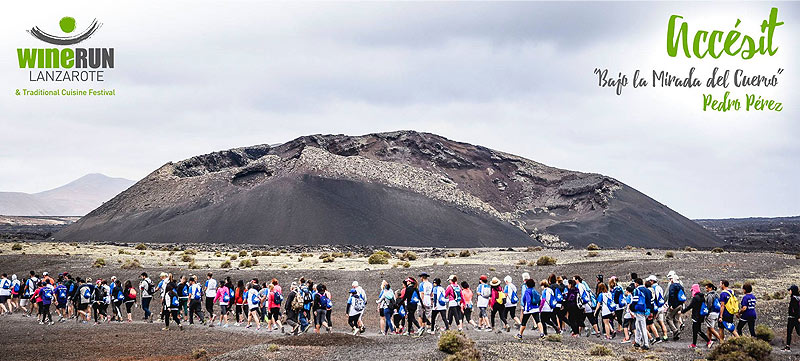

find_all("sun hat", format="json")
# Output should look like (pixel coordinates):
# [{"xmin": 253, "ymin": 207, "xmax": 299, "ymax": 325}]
[
  {"xmin": 667, "ymin": 271, "xmax": 677, "ymax": 279},
  {"xmin": 490, "ymin": 277, "xmax": 501, "ymax": 287},
  {"xmin": 522, "ymin": 272, "xmax": 530, "ymax": 281},
  {"xmin": 352, "ymin": 281, "xmax": 359, "ymax": 287},
  {"xmin": 405, "ymin": 277, "xmax": 416, "ymax": 284},
  {"xmin": 504, "ymin": 275, "xmax": 512, "ymax": 283}
]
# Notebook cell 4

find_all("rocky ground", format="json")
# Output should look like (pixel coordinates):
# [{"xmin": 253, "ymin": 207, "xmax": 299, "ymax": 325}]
[{"xmin": 0, "ymin": 242, "xmax": 798, "ymax": 360}]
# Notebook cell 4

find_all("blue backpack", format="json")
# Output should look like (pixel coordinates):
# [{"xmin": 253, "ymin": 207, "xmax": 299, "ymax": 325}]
[
  {"xmin": 250, "ymin": 291, "xmax": 260, "ymax": 305},
  {"xmin": 547, "ymin": 288, "xmax": 558, "ymax": 309},
  {"xmin": 654, "ymin": 287, "xmax": 665, "ymax": 308},
  {"xmin": 634, "ymin": 288, "xmax": 649, "ymax": 313},
  {"xmin": 57, "ymin": 286, "xmax": 67, "ymax": 300},
  {"xmin": 222, "ymin": 289, "xmax": 231, "ymax": 303},
  {"xmin": 451, "ymin": 285, "xmax": 462, "ymax": 303},
  {"xmin": 410, "ymin": 289, "xmax": 420, "ymax": 304},
  {"xmin": 601, "ymin": 293, "xmax": 617, "ymax": 312},
  {"xmin": 41, "ymin": 287, "xmax": 53, "ymax": 302},
  {"xmin": 677, "ymin": 287, "xmax": 687, "ymax": 303},
  {"xmin": 712, "ymin": 296, "xmax": 721, "ymax": 313},
  {"xmin": 273, "ymin": 290, "xmax": 283, "ymax": 304},
  {"xmin": 13, "ymin": 282, "xmax": 20, "ymax": 293},
  {"xmin": 435, "ymin": 286, "xmax": 447, "ymax": 306},
  {"xmin": 170, "ymin": 295, "xmax": 180, "ymax": 307},
  {"xmin": 82, "ymin": 287, "xmax": 92, "ymax": 300},
  {"xmin": 320, "ymin": 293, "xmax": 332, "ymax": 308},
  {"xmin": 529, "ymin": 288, "xmax": 541, "ymax": 309},
  {"xmin": 554, "ymin": 287, "xmax": 563, "ymax": 303},
  {"xmin": 612, "ymin": 286, "xmax": 624, "ymax": 305},
  {"xmin": 700, "ymin": 301, "xmax": 709, "ymax": 316},
  {"xmin": 506, "ymin": 285, "xmax": 519, "ymax": 304}
]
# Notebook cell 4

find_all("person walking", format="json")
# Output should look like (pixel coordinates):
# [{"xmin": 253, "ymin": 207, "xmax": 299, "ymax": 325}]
[
  {"xmin": 539, "ymin": 279, "xmax": 560, "ymax": 336},
  {"xmin": 736, "ymin": 283, "xmax": 757, "ymax": 337},
  {"xmin": 703, "ymin": 283, "xmax": 722, "ymax": 347},
  {"xmin": 489, "ymin": 277, "xmax": 507, "ymax": 333},
  {"xmin": 163, "ymin": 284, "xmax": 183, "ymax": 330},
  {"xmin": 123, "ymin": 280, "xmax": 136, "ymax": 323},
  {"xmin": 565, "ymin": 279, "xmax": 582, "ymax": 337},
  {"xmin": 785, "ymin": 284, "xmax": 800, "ymax": 351},
  {"xmin": 445, "ymin": 275, "xmax": 464, "ymax": 331},
  {"xmin": 417, "ymin": 273, "xmax": 434, "ymax": 335},
  {"xmin": 139, "ymin": 273, "xmax": 154, "ymax": 322},
  {"xmin": 665, "ymin": 271, "xmax": 686, "ymax": 340},
  {"xmin": 460, "ymin": 281, "xmax": 476, "ymax": 329},
  {"xmin": 631, "ymin": 277, "xmax": 652, "ymax": 350},
  {"xmin": 188, "ymin": 276, "xmax": 205, "ymax": 325},
  {"xmin": 404, "ymin": 277, "xmax": 422, "ymax": 335},
  {"xmin": 718, "ymin": 280, "xmax": 740, "ymax": 340},
  {"xmin": 681, "ymin": 284, "xmax": 710, "ymax": 349},
  {"xmin": 476, "ymin": 275, "xmax": 491, "ymax": 330},
  {"xmin": 517, "ymin": 278, "xmax": 541, "ymax": 339},
  {"xmin": 431, "ymin": 279, "xmax": 448, "ymax": 333}
]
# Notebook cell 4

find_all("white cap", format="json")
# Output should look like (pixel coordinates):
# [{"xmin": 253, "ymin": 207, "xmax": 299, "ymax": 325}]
[
  {"xmin": 351, "ymin": 281, "xmax": 359, "ymax": 287},
  {"xmin": 522, "ymin": 272, "xmax": 530, "ymax": 281},
  {"xmin": 667, "ymin": 271, "xmax": 677, "ymax": 279},
  {"xmin": 448, "ymin": 274, "xmax": 456, "ymax": 281},
  {"xmin": 504, "ymin": 275, "xmax": 512, "ymax": 283},
  {"xmin": 647, "ymin": 275, "xmax": 658, "ymax": 282},
  {"xmin": 43, "ymin": 272, "xmax": 48, "ymax": 276}
]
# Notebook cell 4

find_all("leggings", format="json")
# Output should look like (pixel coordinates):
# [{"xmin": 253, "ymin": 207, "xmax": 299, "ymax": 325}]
[
  {"xmin": 463, "ymin": 307, "xmax": 472, "ymax": 323},
  {"xmin": 235, "ymin": 304, "xmax": 244, "ymax": 322},
  {"xmin": 503, "ymin": 307, "xmax": 517, "ymax": 325},
  {"xmin": 326, "ymin": 309, "xmax": 332, "ymax": 327},
  {"xmin": 567, "ymin": 305, "xmax": 582, "ymax": 334},
  {"xmin": 165, "ymin": 309, "xmax": 181, "ymax": 328},
  {"xmin": 540, "ymin": 311, "xmax": 560, "ymax": 334},
  {"xmin": 490, "ymin": 304, "xmax": 506, "ymax": 328},
  {"xmin": 787, "ymin": 318, "xmax": 800, "ymax": 345},
  {"xmin": 692, "ymin": 318, "xmax": 710, "ymax": 344},
  {"xmin": 737, "ymin": 318, "xmax": 756, "ymax": 337},
  {"xmin": 41, "ymin": 304, "xmax": 52, "ymax": 323},
  {"xmin": 406, "ymin": 304, "xmax": 421, "ymax": 332},
  {"xmin": 112, "ymin": 301, "xmax": 122, "ymax": 319},
  {"xmin": 125, "ymin": 301, "xmax": 134, "ymax": 314},
  {"xmin": 189, "ymin": 299, "xmax": 204, "ymax": 324},
  {"xmin": 348, "ymin": 314, "xmax": 360, "ymax": 329},
  {"xmin": 93, "ymin": 303, "xmax": 107, "ymax": 322},
  {"xmin": 431, "ymin": 309, "xmax": 448, "ymax": 330},
  {"xmin": 615, "ymin": 309, "xmax": 624, "ymax": 327},
  {"xmin": 447, "ymin": 306, "xmax": 463, "ymax": 327}
]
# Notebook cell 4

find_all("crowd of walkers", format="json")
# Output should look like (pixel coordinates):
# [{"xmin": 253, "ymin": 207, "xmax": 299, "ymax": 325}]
[{"xmin": 0, "ymin": 269, "xmax": 798, "ymax": 352}]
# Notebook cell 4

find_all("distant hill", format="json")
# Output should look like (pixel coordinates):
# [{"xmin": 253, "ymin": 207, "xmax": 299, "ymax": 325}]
[
  {"xmin": 696, "ymin": 216, "xmax": 800, "ymax": 251},
  {"xmin": 0, "ymin": 174, "xmax": 135, "ymax": 216},
  {"xmin": 57, "ymin": 131, "xmax": 722, "ymax": 249}
]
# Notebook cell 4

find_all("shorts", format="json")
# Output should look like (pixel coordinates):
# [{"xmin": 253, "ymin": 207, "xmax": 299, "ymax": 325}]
[
  {"xmin": 77, "ymin": 303, "xmax": 89, "ymax": 311},
  {"xmin": 602, "ymin": 313, "xmax": 615, "ymax": 320},
  {"xmin": 719, "ymin": 312, "xmax": 734, "ymax": 329},
  {"xmin": 0, "ymin": 295, "xmax": 8, "ymax": 303},
  {"xmin": 706, "ymin": 312, "xmax": 719, "ymax": 328},
  {"xmin": 56, "ymin": 302, "xmax": 67, "ymax": 309},
  {"xmin": 220, "ymin": 304, "xmax": 229, "ymax": 315},
  {"xmin": 269, "ymin": 307, "xmax": 281, "ymax": 321},
  {"xmin": 646, "ymin": 312, "xmax": 655, "ymax": 325},
  {"xmin": 20, "ymin": 298, "xmax": 30, "ymax": 307},
  {"xmin": 479, "ymin": 306, "xmax": 487, "ymax": 318},
  {"xmin": 656, "ymin": 309, "xmax": 666, "ymax": 323},
  {"xmin": 585, "ymin": 312, "xmax": 598, "ymax": 325},
  {"xmin": 314, "ymin": 309, "xmax": 327, "ymax": 325},
  {"xmin": 623, "ymin": 318, "xmax": 633, "ymax": 328},
  {"xmin": 422, "ymin": 303, "xmax": 432, "ymax": 321}
]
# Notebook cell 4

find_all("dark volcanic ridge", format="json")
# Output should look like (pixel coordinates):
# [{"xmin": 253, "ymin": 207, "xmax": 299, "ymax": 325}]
[
  {"xmin": 696, "ymin": 216, "xmax": 800, "ymax": 251},
  {"xmin": 56, "ymin": 131, "xmax": 721, "ymax": 248}
]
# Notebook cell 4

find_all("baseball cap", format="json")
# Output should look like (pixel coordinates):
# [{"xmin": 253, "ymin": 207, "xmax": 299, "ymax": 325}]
[
  {"xmin": 647, "ymin": 275, "xmax": 658, "ymax": 282},
  {"xmin": 479, "ymin": 275, "xmax": 488, "ymax": 282},
  {"xmin": 789, "ymin": 285, "xmax": 798, "ymax": 292},
  {"xmin": 418, "ymin": 272, "xmax": 429, "ymax": 278}
]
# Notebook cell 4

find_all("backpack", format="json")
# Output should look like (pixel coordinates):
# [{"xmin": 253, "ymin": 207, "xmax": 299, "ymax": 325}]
[
  {"xmin": 452, "ymin": 285, "xmax": 462, "ymax": 303},
  {"xmin": 320, "ymin": 293, "xmax": 332, "ymax": 309},
  {"xmin": 222, "ymin": 289, "xmax": 231, "ymax": 303},
  {"xmin": 478, "ymin": 284, "xmax": 490, "ymax": 299},
  {"xmin": 57, "ymin": 286, "xmax": 67, "ymax": 300},
  {"xmin": 410, "ymin": 289, "xmax": 420, "ymax": 304},
  {"xmin": 677, "ymin": 286, "xmax": 687, "ymax": 303},
  {"xmin": 699, "ymin": 301, "xmax": 709, "ymax": 316},
  {"xmin": 273, "ymin": 290, "xmax": 283, "ymax": 304},
  {"xmin": 529, "ymin": 288, "xmax": 541, "ymax": 308},
  {"xmin": 353, "ymin": 296, "xmax": 366, "ymax": 313},
  {"xmin": 435, "ymin": 287, "xmax": 447, "ymax": 307},
  {"xmin": 41, "ymin": 287, "xmax": 53, "ymax": 302},
  {"xmin": 128, "ymin": 288, "xmax": 137, "ymax": 300},
  {"xmin": 291, "ymin": 291, "xmax": 305, "ymax": 311},
  {"xmin": 81, "ymin": 286, "xmax": 92, "ymax": 303},
  {"xmin": 249, "ymin": 290, "xmax": 260, "ymax": 306},
  {"xmin": 612, "ymin": 286, "xmax": 623, "ymax": 305},
  {"xmin": 13, "ymin": 281, "xmax": 20, "ymax": 293},
  {"xmin": 654, "ymin": 286, "xmax": 665, "ymax": 308},
  {"xmin": 496, "ymin": 289, "xmax": 506, "ymax": 305},
  {"xmin": 547, "ymin": 288, "xmax": 558, "ymax": 309},
  {"xmin": 508, "ymin": 286, "xmax": 518, "ymax": 305},
  {"xmin": 115, "ymin": 288, "xmax": 125, "ymax": 302},
  {"xmin": 723, "ymin": 290, "xmax": 739, "ymax": 314},
  {"xmin": 711, "ymin": 295, "xmax": 721, "ymax": 313},
  {"xmin": 1, "ymin": 279, "xmax": 9, "ymax": 290},
  {"xmin": 634, "ymin": 288, "xmax": 648, "ymax": 313},
  {"xmin": 170, "ymin": 294, "xmax": 180, "ymax": 307},
  {"xmin": 554, "ymin": 286, "xmax": 563, "ymax": 303},
  {"xmin": 146, "ymin": 280, "xmax": 155, "ymax": 295},
  {"xmin": 602, "ymin": 293, "xmax": 617, "ymax": 312}
]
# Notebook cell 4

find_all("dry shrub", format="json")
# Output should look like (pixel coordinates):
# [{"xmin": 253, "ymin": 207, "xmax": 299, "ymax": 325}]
[
  {"xmin": 545, "ymin": 334, "xmax": 562, "ymax": 342},
  {"xmin": 181, "ymin": 254, "xmax": 194, "ymax": 262},
  {"xmin": 220, "ymin": 260, "xmax": 231, "ymax": 268},
  {"xmin": 183, "ymin": 249, "xmax": 197, "ymax": 255},
  {"xmin": 708, "ymin": 336, "xmax": 771, "ymax": 361},
  {"xmin": 191, "ymin": 348, "xmax": 208, "ymax": 360},
  {"xmin": 665, "ymin": 251, "xmax": 675, "ymax": 258},
  {"xmin": 587, "ymin": 243, "xmax": 600, "ymax": 251},
  {"xmin": 712, "ymin": 247, "xmax": 725, "ymax": 253},
  {"xmin": 93, "ymin": 258, "xmax": 106, "ymax": 268},
  {"xmin": 589, "ymin": 345, "xmax": 612, "ymax": 356},
  {"xmin": 536, "ymin": 256, "xmax": 557, "ymax": 266},
  {"xmin": 399, "ymin": 251, "xmax": 418, "ymax": 261},
  {"xmin": 134, "ymin": 243, "xmax": 147, "ymax": 250},
  {"xmin": 239, "ymin": 250, "xmax": 248, "ymax": 257},
  {"xmin": 322, "ymin": 256, "xmax": 335, "ymax": 263},
  {"xmin": 459, "ymin": 250, "xmax": 471, "ymax": 257},
  {"xmin": 587, "ymin": 251, "xmax": 599, "ymax": 257},
  {"xmin": 121, "ymin": 259, "xmax": 141, "ymax": 269},
  {"xmin": 755, "ymin": 324, "xmax": 775, "ymax": 343},
  {"xmin": 368, "ymin": 253, "xmax": 389, "ymax": 265},
  {"xmin": 526, "ymin": 246, "xmax": 543, "ymax": 252},
  {"xmin": 684, "ymin": 246, "xmax": 698, "ymax": 252},
  {"xmin": 238, "ymin": 259, "xmax": 253, "ymax": 268}
]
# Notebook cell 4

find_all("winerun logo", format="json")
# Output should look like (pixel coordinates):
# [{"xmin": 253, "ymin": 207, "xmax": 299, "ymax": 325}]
[{"xmin": 17, "ymin": 16, "xmax": 114, "ymax": 82}]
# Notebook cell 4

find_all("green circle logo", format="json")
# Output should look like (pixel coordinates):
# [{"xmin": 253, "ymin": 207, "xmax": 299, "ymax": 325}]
[{"xmin": 59, "ymin": 17, "xmax": 76, "ymax": 33}]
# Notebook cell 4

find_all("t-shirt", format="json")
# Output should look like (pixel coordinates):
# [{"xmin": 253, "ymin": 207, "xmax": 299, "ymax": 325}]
[
  {"xmin": 247, "ymin": 288, "xmax": 260, "ymax": 308},
  {"xmin": 623, "ymin": 294, "xmax": 634, "ymax": 319},
  {"xmin": 205, "ymin": 278, "xmax": 217, "ymax": 298},
  {"xmin": 189, "ymin": 283, "xmax": 203, "ymax": 300},
  {"xmin": 599, "ymin": 292, "xmax": 613, "ymax": 316},
  {"xmin": 719, "ymin": 289, "xmax": 733, "ymax": 317},
  {"xmin": 741, "ymin": 293, "xmax": 757, "ymax": 320},
  {"xmin": 347, "ymin": 294, "xmax": 363, "ymax": 316},
  {"xmin": 433, "ymin": 286, "xmax": 447, "ymax": 311},
  {"xmin": 461, "ymin": 288, "xmax": 473, "ymax": 308},
  {"xmin": 577, "ymin": 282, "xmax": 593, "ymax": 312},
  {"xmin": 476, "ymin": 283, "xmax": 491, "ymax": 308},
  {"xmin": 139, "ymin": 278, "xmax": 153, "ymax": 298},
  {"xmin": 504, "ymin": 283, "xmax": 518, "ymax": 307},
  {"xmin": 0, "ymin": 278, "xmax": 11, "ymax": 296},
  {"xmin": 420, "ymin": 281, "xmax": 433, "ymax": 307}
]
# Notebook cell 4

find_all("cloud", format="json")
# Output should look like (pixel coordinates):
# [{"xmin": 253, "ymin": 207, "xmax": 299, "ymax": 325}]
[{"xmin": 0, "ymin": 1, "xmax": 797, "ymax": 219}]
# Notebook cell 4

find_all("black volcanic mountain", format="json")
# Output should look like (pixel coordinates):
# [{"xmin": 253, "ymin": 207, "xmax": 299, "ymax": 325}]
[{"xmin": 56, "ymin": 131, "xmax": 721, "ymax": 248}]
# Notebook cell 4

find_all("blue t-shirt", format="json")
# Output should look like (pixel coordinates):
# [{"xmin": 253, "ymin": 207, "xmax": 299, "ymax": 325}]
[
  {"xmin": 741, "ymin": 293, "xmax": 757, "ymax": 320},
  {"xmin": 719, "ymin": 290, "xmax": 732, "ymax": 317}
]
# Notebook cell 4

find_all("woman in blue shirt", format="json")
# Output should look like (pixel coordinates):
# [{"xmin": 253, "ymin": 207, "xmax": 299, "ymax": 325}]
[{"xmin": 736, "ymin": 283, "xmax": 757, "ymax": 336}]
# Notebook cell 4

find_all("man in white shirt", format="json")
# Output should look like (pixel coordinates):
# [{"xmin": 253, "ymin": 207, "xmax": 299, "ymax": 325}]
[
  {"xmin": 139, "ymin": 272, "xmax": 153, "ymax": 322},
  {"xmin": 417, "ymin": 272, "xmax": 434, "ymax": 336},
  {"xmin": 476, "ymin": 275, "xmax": 491, "ymax": 330},
  {"xmin": 204, "ymin": 273, "xmax": 217, "ymax": 324}
]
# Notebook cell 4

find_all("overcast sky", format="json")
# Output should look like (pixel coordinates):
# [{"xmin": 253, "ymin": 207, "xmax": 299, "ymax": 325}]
[{"xmin": 1, "ymin": 1, "xmax": 797, "ymax": 219}]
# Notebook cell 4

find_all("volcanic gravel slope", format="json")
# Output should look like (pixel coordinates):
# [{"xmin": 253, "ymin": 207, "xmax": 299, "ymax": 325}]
[{"xmin": 56, "ymin": 131, "xmax": 721, "ymax": 248}]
